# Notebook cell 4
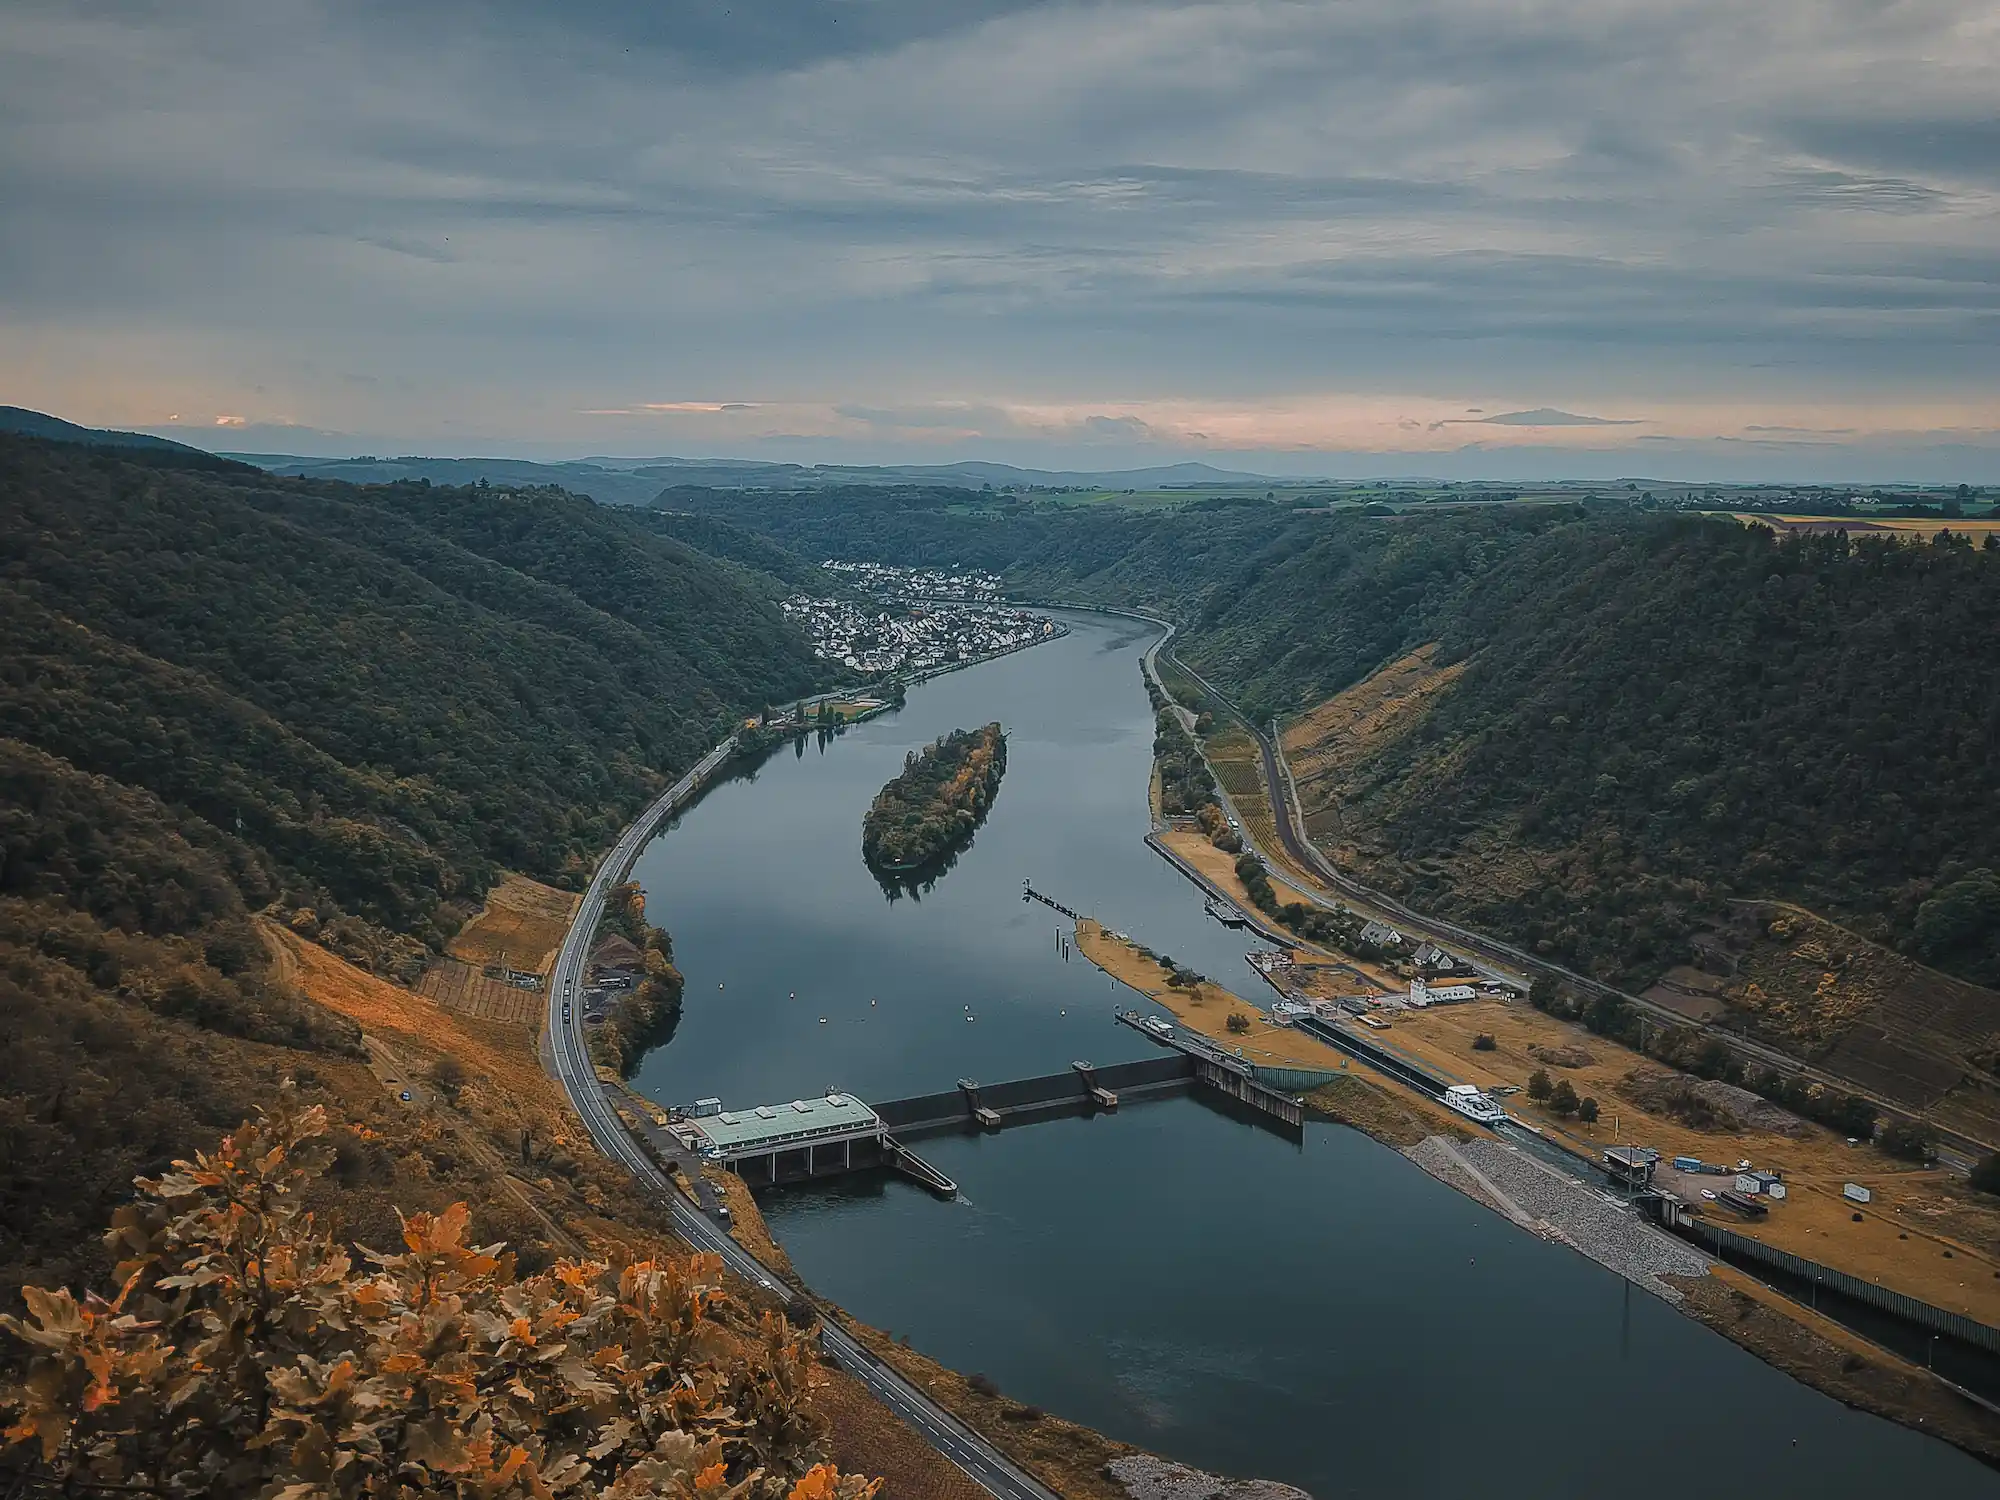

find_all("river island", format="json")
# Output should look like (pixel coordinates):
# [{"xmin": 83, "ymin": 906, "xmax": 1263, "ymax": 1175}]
[{"xmin": 860, "ymin": 721, "xmax": 1008, "ymax": 872}]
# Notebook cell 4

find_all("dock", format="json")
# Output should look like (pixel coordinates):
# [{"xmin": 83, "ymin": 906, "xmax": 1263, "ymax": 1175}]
[{"xmin": 1022, "ymin": 879, "xmax": 1083, "ymax": 921}]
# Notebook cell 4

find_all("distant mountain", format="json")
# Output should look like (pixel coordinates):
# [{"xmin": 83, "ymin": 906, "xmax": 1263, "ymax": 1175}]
[
  {"xmin": 0, "ymin": 405, "xmax": 211, "ymax": 456},
  {"xmin": 220, "ymin": 452, "xmax": 670, "ymax": 508},
  {"xmin": 217, "ymin": 451, "xmax": 1302, "ymax": 502},
  {"xmin": 890, "ymin": 459, "xmax": 1290, "ymax": 488}
]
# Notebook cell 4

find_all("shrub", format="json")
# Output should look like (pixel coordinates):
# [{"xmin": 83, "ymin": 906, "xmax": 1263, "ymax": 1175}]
[
  {"xmin": 0, "ymin": 1098, "xmax": 875, "ymax": 1500},
  {"xmin": 1971, "ymin": 1153, "xmax": 2000, "ymax": 1197},
  {"xmin": 426, "ymin": 1053, "xmax": 468, "ymax": 1099},
  {"xmin": 1472, "ymin": 1033, "xmax": 1497, "ymax": 1051}
]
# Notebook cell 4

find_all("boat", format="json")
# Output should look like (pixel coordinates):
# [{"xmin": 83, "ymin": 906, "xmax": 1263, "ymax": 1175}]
[
  {"xmin": 1142, "ymin": 1015, "xmax": 1174, "ymax": 1037},
  {"xmin": 1440, "ymin": 1083, "xmax": 1510, "ymax": 1127}
]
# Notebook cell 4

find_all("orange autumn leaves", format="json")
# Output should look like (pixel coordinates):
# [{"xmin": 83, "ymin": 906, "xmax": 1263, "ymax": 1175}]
[{"xmin": 2, "ymin": 1095, "xmax": 881, "ymax": 1500}]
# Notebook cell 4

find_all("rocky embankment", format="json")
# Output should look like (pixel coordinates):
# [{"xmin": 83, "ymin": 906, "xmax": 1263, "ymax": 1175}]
[{"xmin": 1109, "ymin": 1456, "xmax": 1312, "ymax": 1500}]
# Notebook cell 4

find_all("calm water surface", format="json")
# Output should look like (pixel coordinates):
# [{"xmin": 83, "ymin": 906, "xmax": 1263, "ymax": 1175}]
[{"xmin": 631, "ymin": 611, "xmax": 1998, "ymax": 1498}]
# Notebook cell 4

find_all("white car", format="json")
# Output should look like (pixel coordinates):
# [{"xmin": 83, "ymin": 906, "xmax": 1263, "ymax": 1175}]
[{"xmin": 1700, "ymin": 1189, "xmax": 1717, "ymax": 1201}]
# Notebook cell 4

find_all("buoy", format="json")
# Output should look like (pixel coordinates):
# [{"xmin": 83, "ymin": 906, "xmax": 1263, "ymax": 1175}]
[
  {"xmin": 966, "ymin": 1014, "xmax": 976, "ymax": 1022},
  {"xmin": 819, "ymin": 1017, "xmax": 828, "ymax": 1025},
  {"xmin": 870, "ymin": 998, "xmax": 877, "ymax": 1006},
  {"xmin": 790, "ymin": 991, "xmax": 796, "ymax": 999}
]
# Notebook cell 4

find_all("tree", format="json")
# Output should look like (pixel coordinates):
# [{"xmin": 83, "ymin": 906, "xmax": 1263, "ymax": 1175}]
[
  {"xmin": 1472, "ymin": 1033, "xmax": 1496, "ymax": 1051},
  {"xmin": 1577, "ymin": 1097, "xmax": 1600, "ymax": 1124},
  {"xmin": 426, "ymin": 1053, "xmax": 469, "ymax": 1100},
  {"xmin": 1526, "ymin": 1068, "xmax": 1552, "ymax": 1102},
  {"xmin": 1226, "ymin": 1011, "xmax": 1252, "ymax": 1034},
  {"xmin": 1878, "ymin": 1120, "xmax": 1939, "ymax": 1164},
  {"xmin": 1971, "ymin": 1153, "xmax": 2000, "ymax": 1197},
  {"xmin": 1549, "ymin": 1080, "xmax": 1580, "ymax": 1116},
  {"xmin": 1528, "ymin": 976, "xmax": 1559, "ymax": 1013},
  {"xmin": 0, "ymin": 1100, "xmax": 878, "ymax": 1500}
]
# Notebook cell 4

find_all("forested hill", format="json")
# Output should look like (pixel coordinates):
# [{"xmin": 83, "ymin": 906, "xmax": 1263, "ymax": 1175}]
[
  {"xmin": 0, "ymin": 434, "xmax": 834, "ymax": 1296},
  {"xmin": 1, "ymin": 436, "xmax": 829, "ymax": 953},
  {"xmin": 1295, "ymin": 518, "xmax": 2000, "ymax": 987}
]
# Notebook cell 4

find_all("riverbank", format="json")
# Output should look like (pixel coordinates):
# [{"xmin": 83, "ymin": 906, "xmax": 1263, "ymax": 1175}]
[{"xmin": 1072, "ymin": 915, "xmax": 2000, "ymax": 1463}]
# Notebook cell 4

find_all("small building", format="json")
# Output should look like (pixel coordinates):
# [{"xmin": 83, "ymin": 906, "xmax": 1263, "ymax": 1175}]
[
  {"xmin": 1843, "ymin": 1182, "xmax": 1873, "ymax": 1204},
  {"xmin": 689, "ymin": 1092, "xmax": 887, "ymax": 1186},
  {"xmin": 1603, "ymin": 1146, "xmax": 1656, "ymax": 1190},
  {"xmin": 1408, "ymin": 978, "xmax": 1477, "ymax": 1007},
  {"xmin": 1412, "ymin": 942, "xmax": 1465, "ymax": 973},
  {"xmin": 1359, "ymin": 921, "xmax": 1406, "ymax": 949}
]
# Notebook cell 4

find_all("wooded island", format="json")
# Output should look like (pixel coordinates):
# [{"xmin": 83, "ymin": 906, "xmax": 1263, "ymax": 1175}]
[{"xmin": 861, "ymin": 722, "xmax": 1008, "ymax": 871}]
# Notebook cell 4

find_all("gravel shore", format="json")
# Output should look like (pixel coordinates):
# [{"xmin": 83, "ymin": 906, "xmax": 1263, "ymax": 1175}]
[{"xmin": 1405, "ymin": 1134, "xmax": 1711, "ymax": 1300}]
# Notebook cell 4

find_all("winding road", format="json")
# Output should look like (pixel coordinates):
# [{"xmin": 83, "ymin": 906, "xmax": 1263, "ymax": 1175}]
[{"xmin": 543, "ymin": 737, "xmax": 1062, "ymax": 1500}]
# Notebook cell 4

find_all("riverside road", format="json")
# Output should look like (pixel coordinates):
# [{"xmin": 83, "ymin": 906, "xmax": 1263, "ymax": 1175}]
[{"xmin": 543, "ymin": 735, "xmax": 1061, "ymax": 1500}]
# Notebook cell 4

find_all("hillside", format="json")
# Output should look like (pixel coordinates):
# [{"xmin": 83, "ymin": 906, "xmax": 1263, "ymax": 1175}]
[
  {"xmin": 0, "ymin": 432, "xmax": 832, "ymax": 1298},
  {"xmin": 1277, "ymin": 519, "xmax": 2000, "ymax": 995}
]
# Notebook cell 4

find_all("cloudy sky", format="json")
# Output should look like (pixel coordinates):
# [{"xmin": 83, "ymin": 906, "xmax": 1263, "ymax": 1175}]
[{"xmin": 4, "ymin": 0, "xmax": 1998, "ymax": 478}]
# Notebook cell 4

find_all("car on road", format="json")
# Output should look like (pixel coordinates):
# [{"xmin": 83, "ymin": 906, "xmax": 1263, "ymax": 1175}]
[{"xmin": 562, "ymin": 1002, "xmax": 572, "ymax": 1022}]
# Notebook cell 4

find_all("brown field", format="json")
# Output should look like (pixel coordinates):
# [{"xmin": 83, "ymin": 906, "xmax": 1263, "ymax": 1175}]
[
  {"xmin": 1080, "ymin": 906, "xmax": 2000, "ymax": 1326},
  {"xmin": 1382, "ymin": 996, "xmax": 2000, "ymax": 1322},
  {"xmin": 1701, "ymin": 902, "xmax": 2000, "ymax": 1147},
  {"xmin": 446, "ymin": 871, "xmax": 579, "ymax": 975},
  {"xmin": 262, "ymin": 919, "xmax": 571, "ymax": 1128},
  {"xmin": 1155, "ymin": 828, "xmax": 1410, "ymax": 988},
  {"xmin": 1280, "ymin": 644, "xmax": 1466, "ymax": 839},
  {"xmin": 417, "ymin": 955, "xmax": 545, "ymax": 1024},
  {"xmin": 1729, "ymin": 512, "xmax": 2000, "ymax": 540}
]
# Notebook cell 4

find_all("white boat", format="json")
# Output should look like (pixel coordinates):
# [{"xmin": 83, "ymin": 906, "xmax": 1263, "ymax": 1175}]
[
  {"xmin": 1142, "ymin": 1016, "xmax": 1175, "ymax": 1037},
  {"xmin": 1441, "ymin": 1083, "xmax": 1509, "ymax": 1127}
]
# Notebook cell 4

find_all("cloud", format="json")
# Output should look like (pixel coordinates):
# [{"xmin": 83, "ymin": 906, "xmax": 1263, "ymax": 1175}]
[
  {"xmin": 1468, "ymin": 409, "xmax": 1645, "ymax": 427},
  {"xmin": 0, "ymin": 0, "xmax": 1995, "ymax": 473}
]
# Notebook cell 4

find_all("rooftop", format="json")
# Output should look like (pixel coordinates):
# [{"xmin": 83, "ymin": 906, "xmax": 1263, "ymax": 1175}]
[{"xmin": 691, "ymin": 1092, "xmax": 882, "ymax": 1156}]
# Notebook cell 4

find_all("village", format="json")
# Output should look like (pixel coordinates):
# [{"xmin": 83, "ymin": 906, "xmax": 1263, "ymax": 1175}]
[
  {"xmin": 780, "ymin": 588, "xmax": 1057, "ymax": 676},
  {"xmin": 818, "ymin": 559, "xmax": 1009, "ymax": 601}
]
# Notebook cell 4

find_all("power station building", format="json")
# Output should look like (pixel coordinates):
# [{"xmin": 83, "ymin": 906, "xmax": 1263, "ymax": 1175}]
[{"xmin": 686, "ymin": 1092, "xmax": 889, "ymax": 1185}]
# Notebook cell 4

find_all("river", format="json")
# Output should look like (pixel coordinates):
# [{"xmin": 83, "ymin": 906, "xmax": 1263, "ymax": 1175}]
[{"xmin": 630, "ymin": 609, "xmax": 1998, "ymax": 1499}]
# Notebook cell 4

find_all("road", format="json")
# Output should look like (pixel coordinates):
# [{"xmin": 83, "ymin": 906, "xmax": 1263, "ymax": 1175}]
[
  {"xmin": 543, "ymin": 739, "xmax": 1062, "ymax": 1500},
  {"xmin": 1149, "ymin": 640, "xmax": 1986, "ymax": 1172}
]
